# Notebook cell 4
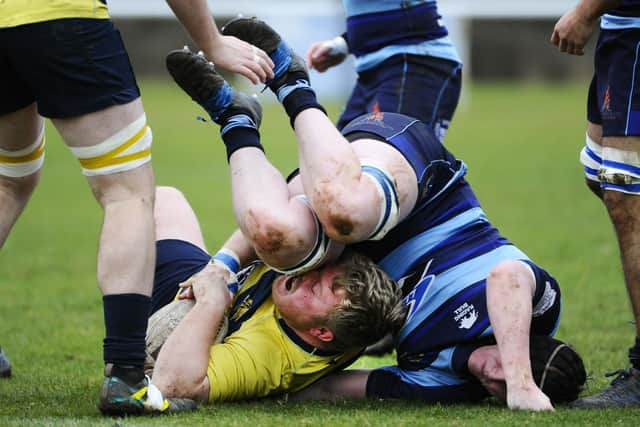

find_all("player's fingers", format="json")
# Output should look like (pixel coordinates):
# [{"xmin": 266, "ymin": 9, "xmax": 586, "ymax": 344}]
[
  {"xmin": 550, "ymin": 30, "xmax": 560, "ymax": 46},
  {"xmin": 177, "ymin": 286, "xmax": 194, "ymax": 300},
  {"xmin": 558, "ymin": 39, "xmax": 568, "ymax": 52},
  {"xmin": 254, "ymin": 46, "xmax": 274, "ymax": 77},
  {"xmin": 314, "ymin": 60, "xmax": 330, "ymax": 73},
  {"xmin": 306, "ymin": 47, "xmax": 320, "ymax": 68},
  {"xmin": 246, "ymin": 58, "xmax": 268, "ymax": 84},
  {"xmin": 236, "ymin": 64, "xmax": 261, "ymax": 85}
]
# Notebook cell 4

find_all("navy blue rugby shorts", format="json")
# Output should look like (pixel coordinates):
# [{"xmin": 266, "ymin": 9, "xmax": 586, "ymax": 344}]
[
  {"xmin": 588, "ymin": 27, "xmax": 640, "ymax": 136},
  {"xmin": 0, "ymin": 18, "xmax": 140, "ymax": 118},
  {"xmin": 152, "ymin": 239, "xmax": 211, "ymax": 315},
  {"xmin": 337, "ymin": 54, "xmax": 462, "ymax": 142}
]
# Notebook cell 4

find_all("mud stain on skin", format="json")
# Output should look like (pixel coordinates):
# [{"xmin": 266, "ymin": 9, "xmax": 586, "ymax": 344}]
[
  {"xmin": 313, "ymin": 184, "xmax": 355, "ymax": 237},
  {"xmin": 246, "ymin": 210, "xmax": 286, "ymax": 254}
]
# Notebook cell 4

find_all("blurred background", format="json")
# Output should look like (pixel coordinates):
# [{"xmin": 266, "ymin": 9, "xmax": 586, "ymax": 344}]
[{"xmin": 109, "ymin": 0, "xmax": 593, "ymax": 101}]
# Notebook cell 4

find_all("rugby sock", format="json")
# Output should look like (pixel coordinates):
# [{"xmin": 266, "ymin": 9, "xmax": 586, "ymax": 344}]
[
  {"xmin": 219, "ymin": 115, "xmax": 262, "ymax": 161},
  {"xmin": 103, "ymin": 293, "xmax": 150, "ymax": 382},
  {"xmin": 272, "ymin": 71, "xmax": 326, "ymax": 127},
  {"xmin": 629, "ymin": 336, "xmax": 640, "ymax": 369}
]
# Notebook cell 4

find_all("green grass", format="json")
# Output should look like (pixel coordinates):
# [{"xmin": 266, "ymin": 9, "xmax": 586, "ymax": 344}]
[{"xmin": 2, "ymin": 79, "xmax": 640, "ymax": 425}]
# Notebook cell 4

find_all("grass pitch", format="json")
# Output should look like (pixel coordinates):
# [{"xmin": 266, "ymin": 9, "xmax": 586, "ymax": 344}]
[{"xmin": 1, "ymin": 79, "xmax": 640, "ymax": 425}]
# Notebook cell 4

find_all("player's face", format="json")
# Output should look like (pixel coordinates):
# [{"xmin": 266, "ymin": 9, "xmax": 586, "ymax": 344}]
[
  {"xmin": 272, "ymin": 264, "xmax": 347, "ymax": 329},
  {"xmin": 468, "ymin": 345, "xmax": 507, "ymax": 401}
]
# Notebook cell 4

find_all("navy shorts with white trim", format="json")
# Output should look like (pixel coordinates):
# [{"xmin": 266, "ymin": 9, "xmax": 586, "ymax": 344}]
[{"xmin": 587, "ymin": 27, "xmax": 640, "ymax": 136}]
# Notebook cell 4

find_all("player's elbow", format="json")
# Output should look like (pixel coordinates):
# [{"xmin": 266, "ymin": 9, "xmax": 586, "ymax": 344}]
[{"xmin": 156, "ymin": 371, "xmax": 209, "ymax": 403}]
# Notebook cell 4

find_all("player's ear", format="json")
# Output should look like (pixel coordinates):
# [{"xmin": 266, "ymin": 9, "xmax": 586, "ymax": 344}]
[{"xmin": 310, "ymin": 327, "xmax": 334, "ymax": 343}]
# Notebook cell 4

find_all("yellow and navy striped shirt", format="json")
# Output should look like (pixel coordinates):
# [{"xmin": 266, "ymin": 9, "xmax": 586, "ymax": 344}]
[
  {"xmin": 0, "ymin": 0, "xmax": 109, "ymax": 28},
  {"xmin": 207, "ymin": 263, "xmax": 360, "ymax": 402}
]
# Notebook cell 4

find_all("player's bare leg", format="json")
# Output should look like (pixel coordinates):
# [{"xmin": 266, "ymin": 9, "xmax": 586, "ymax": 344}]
[
  {"xmin": 53, "ymin": 101, "xmax": 193, "ymax": 414},
  {"xmin": 0, "ymin": 103, "xmax": 43, "ymax": 249},
  {"xmin": 0, "ymin": 103, "xmax": 46, "ymax": 378},
  {"xmin": 573, "ymin": 132, "xmax": 640, "ymax": 408},
  {"xmin": 486, "ymin": 260, "xmax": 554, "ymax": 411},
  {"xmin": 53, "ymin": 100, "xmax": 155, "ymax": 298}
]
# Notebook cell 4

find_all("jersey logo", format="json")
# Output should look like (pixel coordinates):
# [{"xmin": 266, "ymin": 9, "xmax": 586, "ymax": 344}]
[
  {"xmin": 230, "ymin": 295, "xmax": 254, "ymax": 322},
  {"xmin": 603, "ymin": 85, "xmax": 611, "ymax": 113},
  {"xmin": 402, "ymin": 259, "xmax": 435, "ymax": 321},
  {"xmin": 454, "ymin": 302, "xmax": 478, "ymax": 330}
]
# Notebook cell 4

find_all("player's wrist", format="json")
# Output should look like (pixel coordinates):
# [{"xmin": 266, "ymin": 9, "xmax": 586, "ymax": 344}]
[{"xmin": 211, "ymin": 249, "xmax": 240, "ymax": 294}]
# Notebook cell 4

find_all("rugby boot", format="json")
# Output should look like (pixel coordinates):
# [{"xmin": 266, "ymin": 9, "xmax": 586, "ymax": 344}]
[
  {"xmin": 98, "ymin": 363, "xmax": 197, "ymax": 415},
  {"xmin": 0, "ymin": 347, "xmax": 11, "ymax": 378},
  {"xmin": 166, "ymin": 48, "xmax": 262, "ymax": 127},
  {"xmin": 221, "ymin": 17, "xmax": 310, "ymax": 98},
  {"xmin": 570, "ymin": 367, "xmax": 640, "ymax": 408}
]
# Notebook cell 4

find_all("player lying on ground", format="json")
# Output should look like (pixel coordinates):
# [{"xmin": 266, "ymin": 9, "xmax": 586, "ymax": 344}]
[
  {"xmin": 145, "ymin": 186, "xmax": 405, "ymax": 405},
  {"xmin": 165, "ymin": 17, "xmax": 586, "ymax": 410}
]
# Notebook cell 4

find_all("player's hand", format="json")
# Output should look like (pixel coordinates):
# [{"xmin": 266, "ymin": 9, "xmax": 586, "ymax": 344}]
[
  {"xmin": 206, "ymin": 35, "xmax": 274, "ymax": 84},
  {"xmin": 306, "ymin": 39, "xmax": 347, "ymax": 72},
  {"xmin": 551, "ymin": 7, "xmax": 598, "ymax": 55},
  {"xmin": 178, "ymin": 263, "xmax": 232, "ymax": 308},
  {"xmin": 507, "ymin": 384, "xmax": 555, "ymax": 411}
]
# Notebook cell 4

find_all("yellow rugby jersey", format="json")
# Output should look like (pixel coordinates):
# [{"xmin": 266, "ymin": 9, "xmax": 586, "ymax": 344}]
[
  {"xmin": 206, "ymin": 263, "xmax": 360, "ymax": 402},
  {"xmin": 0, "ymin": 0, "xmax": 109, "ymax": 28}
]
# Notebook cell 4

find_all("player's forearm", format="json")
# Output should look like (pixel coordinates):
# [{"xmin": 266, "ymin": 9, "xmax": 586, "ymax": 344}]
[
  {"xmin": 576, "ymin": 0, "xmax": 623, "ymax": 20},
  {"xmin": 220, "ymin": 229, "xmax": 257, "ymax": 268},
  {"xmin": 166, "ymin": 0, "xmax": 221, "ymax": 56},
  {"xmin": 291, "ymin": 370, "xmax": 370, "ymax": 400},
  {"xmin": 153, "ymin": 298, "xmax": 226, "ymax": 401}
]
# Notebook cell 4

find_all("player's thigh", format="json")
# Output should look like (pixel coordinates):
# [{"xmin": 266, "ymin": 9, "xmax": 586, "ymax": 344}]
[
  {"xmin": 154, "ymin": 186, "xmax": 207, "ymax": 251},
  {"xmin": 0, "ymin": 104, "xmax": 44, "ymax": 151},
  {"xmin": 53, "ymin": 99, "xmax": 145, "ymax": 148}
]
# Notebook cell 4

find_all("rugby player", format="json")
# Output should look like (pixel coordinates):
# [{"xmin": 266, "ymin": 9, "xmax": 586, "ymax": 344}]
[
  {"xmin": 0, "ymin": 0, "xmax": 272, "ymax": 416},
  {"xmin": 165, "ymin": 18, "xmax": 585, "ymax": 410},
  {"xmin": 146, "ymin": 186, "xmax": 406, "ymax": 404},
  {"xmin": 552, "ymin": 0, "xmax": 640, "ymax": 407},
  {"xmin": 306, "ymin": 0, "xmax": 462, "ymax": 141}
]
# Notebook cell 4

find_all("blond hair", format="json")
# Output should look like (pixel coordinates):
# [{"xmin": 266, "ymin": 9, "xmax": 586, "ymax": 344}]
[{"xmin": 321, "ymin": 251, "xmax": 406, "ymax": 352}]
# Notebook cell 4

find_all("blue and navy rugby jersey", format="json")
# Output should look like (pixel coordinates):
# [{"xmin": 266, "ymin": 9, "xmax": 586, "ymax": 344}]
[
  {"xmin": 343, "ymin": 112, "xmax": 509, "ymax": 287},
  {"xmin": 342, "ymin": 0, "xmax": 460, "ymax": 71}
]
